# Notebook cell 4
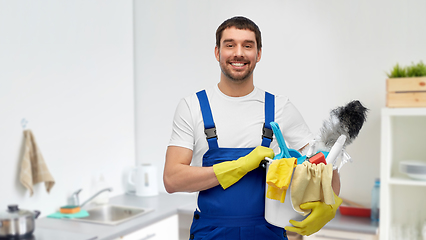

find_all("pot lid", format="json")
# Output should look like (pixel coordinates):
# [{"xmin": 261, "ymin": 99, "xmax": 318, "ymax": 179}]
[{"xmin": 0, "ymin": 205, "xmax": 34, "ymax": 220}]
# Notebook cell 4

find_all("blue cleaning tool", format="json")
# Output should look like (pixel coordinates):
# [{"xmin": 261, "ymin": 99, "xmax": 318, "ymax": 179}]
[
  {"xmin": 270, "ymin": 122, "xmax": 303, "ymax": 162},
  {"xmin": 259, "ymin": 122, "xmax": 305, "ymax": 168},
  {"xmin": 270, "ymin": 122, "xmax": 290, "ymax": 159}
]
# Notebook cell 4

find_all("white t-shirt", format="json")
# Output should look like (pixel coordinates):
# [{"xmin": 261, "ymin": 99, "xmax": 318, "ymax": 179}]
[{"xmin": 168, "ymin": 85, "xmax": 314, "ymax": 167}]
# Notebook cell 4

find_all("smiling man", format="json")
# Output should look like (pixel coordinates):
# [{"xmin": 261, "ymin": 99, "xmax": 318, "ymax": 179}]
[
  {"xmin": 216, "ymin": 24, "xmax": 261, "ymax": 85},
  {"xmin": 164, "ymin": 16, "xmax": 341, "ymax": 240}
]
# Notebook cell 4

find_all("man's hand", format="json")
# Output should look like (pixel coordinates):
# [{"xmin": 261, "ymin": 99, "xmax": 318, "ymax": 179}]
[
  {"xmin": 285, "ymin": 193, "xmax": 343, "ymax": 236},
  {"xmin": 213, "ymin": 146, "xmax": 274, "ymax": 189},
  {"xmin": 240, "ymin": 146, "xmax": 275, "ymax": 172}
]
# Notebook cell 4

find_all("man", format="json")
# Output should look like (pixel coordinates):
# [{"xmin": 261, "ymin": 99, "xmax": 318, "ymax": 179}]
[{"xmin": 164, "ymin": 16, "xmax": 341, "ymax": 240}]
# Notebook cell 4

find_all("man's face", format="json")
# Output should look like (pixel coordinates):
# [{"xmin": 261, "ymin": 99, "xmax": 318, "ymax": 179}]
[{"xmin": 215, "ymin": 27, "xmax": 262, "ymax": 82}]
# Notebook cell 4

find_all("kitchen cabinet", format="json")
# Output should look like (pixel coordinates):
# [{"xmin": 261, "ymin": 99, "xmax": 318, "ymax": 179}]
[
  {"xmin": 304, "ymin": 229, "xmax": 378, "ymax": 240},
  {"xmin": 380, "ymin": 108, "xmax": 426, "ymax": 240},
  {"xmin": 116, "ymin": 214, "xmax": 178, "ymax": 240},
  {"xmin": 178, "ymin": 211, "xmax": 193, "ymax": 240}
]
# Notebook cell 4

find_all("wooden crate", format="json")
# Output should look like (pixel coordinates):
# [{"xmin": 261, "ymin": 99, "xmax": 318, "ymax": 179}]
[{"xmin": 386, "ymin": 77, "xmax": 426, "ymax": 107}]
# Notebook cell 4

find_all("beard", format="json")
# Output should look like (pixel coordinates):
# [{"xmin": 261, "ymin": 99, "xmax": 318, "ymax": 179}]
[
  {"xmin": 221, "ymin": 67, "xmax": 253, "ymax": 82},
  {"xmin": 219, "ymin": 57, "xmax": 257, "ymax": 82}
]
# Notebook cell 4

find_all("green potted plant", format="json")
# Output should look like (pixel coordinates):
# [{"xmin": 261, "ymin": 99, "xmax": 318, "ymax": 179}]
[
  {"xmin": 386, "ymin": 61, "xmax": 426, "ymax": 78},
  {"xmin": 386, "ymin": 61, "xmax": 426, "ymax": 108}
]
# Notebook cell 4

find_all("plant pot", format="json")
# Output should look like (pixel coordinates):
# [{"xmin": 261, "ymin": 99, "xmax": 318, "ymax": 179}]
[{"xmin": 386, "ymin": 77, "xmax": 426, "ymax": 107}]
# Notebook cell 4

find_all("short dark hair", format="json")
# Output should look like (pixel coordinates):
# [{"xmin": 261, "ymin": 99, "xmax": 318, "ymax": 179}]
[{"xmin": 216, "ymin": 16, "xmax": 262, "ymax": 51}]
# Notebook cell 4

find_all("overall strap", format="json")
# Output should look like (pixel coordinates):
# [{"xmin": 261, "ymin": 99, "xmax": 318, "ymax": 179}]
[
  {"xmin": 261, "ymin": 92, "xmax": 275, "ymax": 147},
  {"xmin": 196, "ymin": 90, "xmax": 219, "ymax": 149}
]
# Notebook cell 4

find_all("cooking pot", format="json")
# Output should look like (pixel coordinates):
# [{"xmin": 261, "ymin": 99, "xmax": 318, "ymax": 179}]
[{"xmin": 0, "ymin": 205, "xmax": 40, "ymax": 239}]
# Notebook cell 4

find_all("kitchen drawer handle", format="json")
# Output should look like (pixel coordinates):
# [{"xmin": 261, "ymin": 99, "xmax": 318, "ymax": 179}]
[{"xmin": 139, "ymin": 233, "xmax": 156, "ymax": 240}]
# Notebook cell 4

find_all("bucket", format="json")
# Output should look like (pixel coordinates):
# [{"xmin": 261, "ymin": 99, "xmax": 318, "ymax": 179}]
[{"xmin": 264, "ymin": 157, "xmax": 307, "ymax": 228}]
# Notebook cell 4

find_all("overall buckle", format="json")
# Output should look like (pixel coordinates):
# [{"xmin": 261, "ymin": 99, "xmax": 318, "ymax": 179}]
[
  {"xmin": 204, "ymin": 127, "xmax": 218, "ymax": 140},
  {"xmin": 262, "ymin": 123, "xmax": 273, "ymax": 141}
]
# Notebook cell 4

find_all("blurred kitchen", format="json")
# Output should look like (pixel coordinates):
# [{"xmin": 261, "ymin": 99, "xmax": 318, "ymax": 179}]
[{"xmin": 1, "ymin": 1, "xmax": 426, "ymax": 240}]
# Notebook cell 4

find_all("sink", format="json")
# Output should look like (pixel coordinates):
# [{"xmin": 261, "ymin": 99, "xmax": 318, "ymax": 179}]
[{"xmin": 69, "ymin": 204, "xmax": 153, "ymax": 225}]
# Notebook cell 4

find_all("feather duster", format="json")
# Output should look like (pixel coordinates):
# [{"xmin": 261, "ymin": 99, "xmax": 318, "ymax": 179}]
[{"xmin": 318, "ymin": 100, "xmax": 368, "ymax": 151}]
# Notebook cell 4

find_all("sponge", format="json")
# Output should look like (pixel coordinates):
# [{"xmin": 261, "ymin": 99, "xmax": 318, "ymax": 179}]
[
  {"xmin": 308, "ymin": 152, "xmax": 327, "ymax": 165},
  {"xmin": 59, "ymin": 205, "xmax": 81, "ymax": 214}
]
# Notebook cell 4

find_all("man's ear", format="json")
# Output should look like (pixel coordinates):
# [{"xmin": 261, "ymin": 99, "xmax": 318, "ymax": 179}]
[
  {"xmin": 256, "ymin": 48, "xmax": 262, "ymax": 63},
  {"xmin": 215, "ymin": 46, "xmax": 220, "ymax": 62}
]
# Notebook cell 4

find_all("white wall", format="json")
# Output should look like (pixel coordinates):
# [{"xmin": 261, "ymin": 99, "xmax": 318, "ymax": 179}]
[
  {"xmin": 134, "ymin": 0, "xmax": 426, "ymax": 206},
  {"xmin": 0, "ymin": 1, "xmax": 134, "ymax": 216}
]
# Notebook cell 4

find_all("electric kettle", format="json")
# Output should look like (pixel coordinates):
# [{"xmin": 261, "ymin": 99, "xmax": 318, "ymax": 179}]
[{"xmin": 128, "ymin": 164, "xmax": 158, "ymax": 197}]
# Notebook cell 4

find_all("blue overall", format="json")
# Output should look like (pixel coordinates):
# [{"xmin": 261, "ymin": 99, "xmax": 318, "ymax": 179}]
[{"xmin": 189, "ymin": 90, "xmax": 288, "ymax": 240}]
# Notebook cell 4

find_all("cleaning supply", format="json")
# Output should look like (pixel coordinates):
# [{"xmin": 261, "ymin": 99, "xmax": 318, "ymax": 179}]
[
  {"xmin": 265, "ymin": 121, "xmax": 302, "ymax": 202},
  {"xmin": 290, "ymin": 161, "xmax": 334, "ymax": 215},
  {"xmin": 266, "ymin": 157, "xmax": 297, "ymax": 203},
  {"xmin": 270, "ymin": 122, "xmax": 291, "ymax": 159},
  {"xmin": 269, "ymin": 121, "xmax": 303, "ymax": 163},
  {"xmin": 264, "ymin": 121, "xmax": 338, "ymax": 229},
  {"xmin": 47, "ymin": 210, "xmax": 89, "ymax": 219},
  {"xmin": 285, "ymin": 192, "xmax": 343, "ymax": 236},
  {"xmin": 213, "ymin": 146, "xmax": 274, "ymax": 189},
  {"xmin": 318, "ymin": 100, "xmax": 368, "ymax": 150},
  {"xmin": 371, "ymin": 178, "xmax": 380, "ymax": 221},
  {"xmin": 59, "ymin": 205, "xmax": 80, "ymax": 214},
  {"xmin": 305, "ymin": 140, "xmax": 316, "ymax": 158},
  {"xmin": 308, "ymin": 152, "xmax": 326, "ymax": 165},
  {"xmin": 325, "ymin": 134, "xmax": 346, "ymax": 166},
  {"xmin": 337, "ymin": 150, "xmax": 352, "ymax": 173},
  {"xmin": 312, "ymin": 101, "xmax": 368, "ymax": 171}
]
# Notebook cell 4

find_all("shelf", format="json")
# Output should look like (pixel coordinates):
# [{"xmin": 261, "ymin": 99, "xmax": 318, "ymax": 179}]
[
  {"xmin": 389, "ymin": 177, "xmax": 426, "ymax": 186},
  {"xmin": 380, "ymin": 107, "xmax": 426, "ymax": 240}
]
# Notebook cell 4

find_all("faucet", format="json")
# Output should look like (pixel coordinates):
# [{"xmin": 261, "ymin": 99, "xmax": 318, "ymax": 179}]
[
  {"xmin": 68, "ymin": 187, "xmax": 113, "ymax": 208},
  {"xmin": 68, "ymin": 189, "xmax": 82, "ymax": 206}
]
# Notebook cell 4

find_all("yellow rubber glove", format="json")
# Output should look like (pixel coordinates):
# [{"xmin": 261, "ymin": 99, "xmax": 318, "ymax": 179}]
[
  {"xmin": 285, "ymin": 192, "xmax": 343, "ymax": 236},
  {"xmin": 213, "ymin": 146, "xmax": 274, "ymax": 189}
]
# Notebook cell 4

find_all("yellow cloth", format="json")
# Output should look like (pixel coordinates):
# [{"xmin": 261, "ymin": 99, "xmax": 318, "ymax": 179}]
[
  {"xmin": 290, "ymin": 161, "xmax": 334, "ymax": 215},
  {"xmin": 266, "ymin": 158, "xmax": 297, "ymax": 203},
  {"xmin": 20, "ymin": 129, "xmax": 55, "ymax": 196}
]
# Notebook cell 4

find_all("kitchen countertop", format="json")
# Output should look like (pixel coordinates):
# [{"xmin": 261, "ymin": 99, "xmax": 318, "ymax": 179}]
[
  {"xmin": 36, "ymin": 192, "xmax": 196, "ymax": 240},
  {"xmin": 36, "ymin": 192, "xmax": 378, "ymax": 240}
]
